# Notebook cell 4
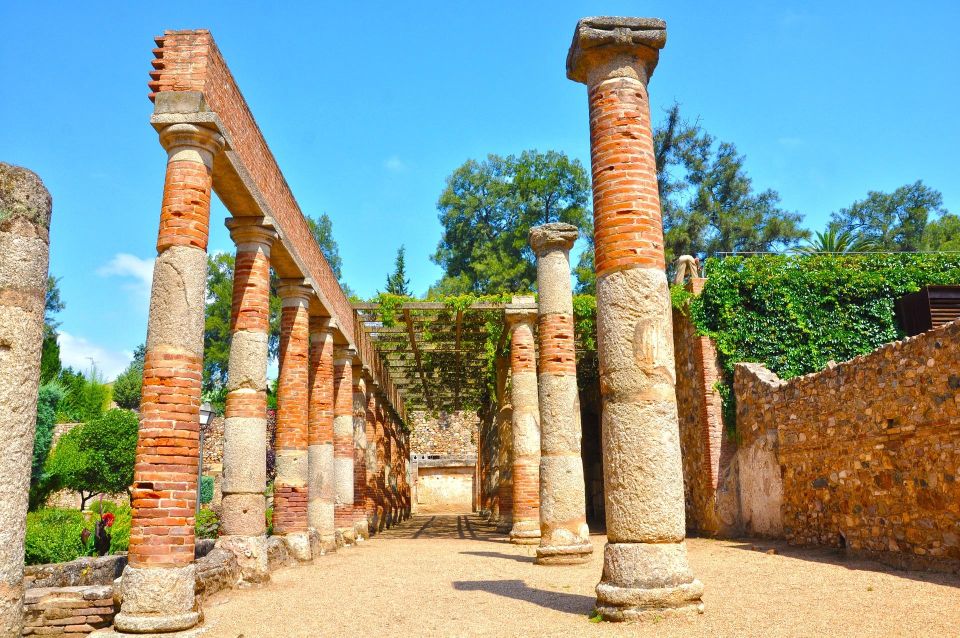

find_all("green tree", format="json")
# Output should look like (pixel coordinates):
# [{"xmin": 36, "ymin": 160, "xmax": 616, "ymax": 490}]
[
  {"xmin": 31, "ymin": 383, "xmax": 64, "ymax": 493},
  {"xmin": 112, "ymin": 344, "xmax": 145, "ymax": 410},
  {"xmin": 575, "ymin": 104, "xmax": 807, "ymax": 292},
  {"xmin": 791, "ymin": 227, "xmax": 880, "ymax": 255},
  {"xmin": 43, "ymin": 409, "xmax": 139, "ymax": 509},
  {"xmin": 55, "ymin": 366, "xmax": 110, "ymax": 423},
  {"xmin": 306, "ymin": 212, "xmax": 344, "ymax": 280},
  {"xmin": 432, "ymin": 150, "xmax": 591, "ymax": 294},
  {"xmin": 923, "ymin": 213, "xmax": 960, "ymax": 252},
  {"xmin": 40, "ymin": 276, "xmax": 65, "ymax": 383},
  {"xmin": 385, "ymin": 246, "xmax": 411, "ymax": 296},
  {"xmin": 829, "ymin": 181, "xmax": 946, "ymax": 252}
]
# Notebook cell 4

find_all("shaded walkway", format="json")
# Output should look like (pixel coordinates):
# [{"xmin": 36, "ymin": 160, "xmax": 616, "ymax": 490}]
[{"xmin": 202, "ymin": 515, "xmax": 960, "ymax": 638}]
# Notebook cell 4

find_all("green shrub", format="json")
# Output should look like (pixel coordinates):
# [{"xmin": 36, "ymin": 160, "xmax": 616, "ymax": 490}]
[
  {"xmin": 686, "ymin": 253, "xmax": 960, "ymax": 430},
  {"xmin": 199, "ymin": 476, "xmax": 214, "ymax": 505},
  {"xmin": 55, "ymin": 368, "xmax": 110, "ymax": 423},
  {"xmin": 112, "ymin": 366, "xmax": 142, "ymax": 410},
  {"xmin": 24, "ymin": 509, "xmax": 86, "ymax": 565},
  {"xmin": 195, "ymin": 508, "xmax": 220, "ymax": 540},
  {"xmin": 32, "ymin": 383, "xmax": 64, "ymax": 489},
  {"xmin": 265, "ymin": 507, "xmax": 273, "ymax": 536}
]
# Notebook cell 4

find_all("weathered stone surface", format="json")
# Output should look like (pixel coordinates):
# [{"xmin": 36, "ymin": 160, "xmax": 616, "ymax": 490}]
[
  {"xmin": 0, "ymin": 162, "xmax": 52, "ymax": 227},
  {"xmin": 734, "ymin": 319, "xmax": 960, "ymax": 571},
  {"xmin": 567, "ymin": 16, "xmax": 667, "ymax": 85},
  {"xmin": 113, "ymin": 565, "xmax": 198, "ymax": 633},
  {"xmin": 25, "ymin": 556, "xmax": 127, "ymax": 590},
  {"xmin": 214, "ymin": 536, "xmax": 269, "ymax": 584},
  {"xmin": 193, "ymin": 549, "xmax": 240, "ymax": 597}
]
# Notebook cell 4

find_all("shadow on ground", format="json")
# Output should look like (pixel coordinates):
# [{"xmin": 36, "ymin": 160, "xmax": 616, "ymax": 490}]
[
  {"xmin": 452, "ymin": 579, "xmax": 595, "ymax": 615},
  {"xmin": 721, "ymin": 538, "xmax": 960, "ymax": 589},
  {"xmin": 377, "ymin": 514, "xmax": 508, "ymax": 542},
  {"xmin": 459, "ymin": 550, "xmax": 533, "ymax": 563}
]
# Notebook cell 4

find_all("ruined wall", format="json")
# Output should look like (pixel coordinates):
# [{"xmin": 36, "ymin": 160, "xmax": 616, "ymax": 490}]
[
  {"xmin": 416, "ymin": 466, "xmax": 474, "ymax": 513},
  {"xmin": 735, "ymin": 319, "xmax": 960, "ymax": 571},
  {"xmin": 672, "ymin": 279, "xmax": 736, "ymax": 535},
  {"xmin": 410, "ymin": 411, "xmax": 477, "ymax": 457}
]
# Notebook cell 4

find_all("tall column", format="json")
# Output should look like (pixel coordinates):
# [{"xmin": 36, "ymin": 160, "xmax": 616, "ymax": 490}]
[
  {"xmin": 530, "ymin": 223, "xmax": 592, "ymax": 565},
  {"xmin": 506, "ymin": 302, "xmax": 541, "ymax": 545},
  {"xmin": 491, "ymin": 356, "xmax": 512, "ymax": 529},
  {"xmin": 567, "ymin": 17, "xmax": 704, "ymax": 619},
  {"xmin": 373, "ymin": 397, "xmax": 387, "ymax": 531},
  {"xmin": 308, "ymin": 317, "xmax": 336, "ymax": 551},
  {"xmin": 351, "ymin": 362, "xmax": 370, "ymax": 539},
  {"xmin": 273, "ymin": 281, "xmax": 312, "ymax": 561},
  {"xmin": 115, "ymin": 123, "xmax": 222, "ymax": 636},
  {"xmin": 217, "ymin": 218, "xmax": 274, "ymax": 581},
  {"xmin": 333, "ymin": 346, "xmax": 356, "ymax": 542},
  {"xmin": 0, "ymin": 164, "xmax": 51, "ymax": 637},
  {"xmin": 364, "ymin": 378, "xmax": 378, "ymax": 533}
]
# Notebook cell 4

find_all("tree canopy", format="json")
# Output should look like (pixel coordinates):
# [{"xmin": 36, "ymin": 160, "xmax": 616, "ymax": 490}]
[
  {"xmin": 829, "ymin": 181, "xmax": 947, "ymax": 252},
  {"xmin": 431, "ymin": 150, "xmax": 591, "ymax": 295}
]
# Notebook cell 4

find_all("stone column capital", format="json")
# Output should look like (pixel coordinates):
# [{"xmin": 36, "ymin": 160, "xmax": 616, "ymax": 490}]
[
  {"xmin": 225, "ymin": 216, "xmax": 277, "ymax": 248},
  {"xmin": 505, "ymin": 308, "xmax": 537, "ymax": 330},
  {"xmin": 529, "ymin": 222, "xmax": 579, "ymax": 257},
  {"xmin": 566, "ymin": 16, "xmax": 666, "ymax": 86},
  {"xmin": 277, "ymin": 279, "xmax": 313, "ymax": 305},
  {"xmin": 158, "ymin": 122, "xmax": 224, "ymax": 157},
  {"xmin": 309, "ymin": 315, "xmax": 336, "ymax": 337},
  {"xmin": 333, "ymin": 345, "xmax": 357, "ymax": 366}
]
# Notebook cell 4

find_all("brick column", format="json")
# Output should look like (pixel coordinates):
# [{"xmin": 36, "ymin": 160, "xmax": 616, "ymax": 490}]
[
  {"xmin": 400, "ymin": 431, "xmax": 411, "ymax": 520},
  {"xmin": 383, "ymin": 414, "xmax": 396, "ymax": 528},
  {"xmin": 372, "ymin": 396, "xmax": 387, "ymax": 531},
  {"xmin": 351, "ymin": 362, "xmax": 370, "ymax": 539},
  {"xmin": 308, "ymin": 317, "xmax": 336, "ymax": 551},
  {"xmin": 506, "ymin": 301, "xmax": 541, "ymax": 545},
  {"xmin": 567, "ymin": 17, "xmax": 704, "ymax": 618},
  {"xmin": 217, "ymin": 218, "xmax": 275, "ymax": 581},
  {"xmin": 364, "ymin": 378, "xmax": 378, "ymax": 533},
  {"xmin": 529, "ymin": 223, "xmax": 592, "ymax": 565},
  {"xmin": 115, "ymin": 123, "xmax": 222, "ymax": 635},
  {"xmin": 491, "ymin": 356, "xmax": 512, "ymax": 529},
  {"xmin": 0, "ymin": 164, "xmax": 51, "ymax": 638},
  {"xmin": 273, "ymin": 281, "xmax": 312, "ymax": 561},
  {"xmin": 333, "ymin": 346, "xmax": 356, "ymax": 542}
]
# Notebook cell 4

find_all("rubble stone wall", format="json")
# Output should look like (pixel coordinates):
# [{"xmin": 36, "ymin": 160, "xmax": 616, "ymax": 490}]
[
  {"xmin": 734, "ymin": 319, "xmax": 960, "ymax": 571},
  {"xmin": 409, "ymin": 411, "xmax": 477, "ymax": 457}
]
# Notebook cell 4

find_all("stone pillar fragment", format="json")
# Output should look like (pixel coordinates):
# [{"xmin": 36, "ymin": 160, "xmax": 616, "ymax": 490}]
[
  {"xmin": 506, "ymin": 301, "xmax": 542, "ymax": 545},
  {"xmin": 351, "ymin": 363, "xmax": 370, "ymax": 539},
  {"xmin": 567, "ymin": 16, "xmax": 704, "ymax": 619},
  {"xmin": 530, "ymin": 223, "xmax": 592, "ymax": 565},
  {"xmin": 333, "ymin": 346, "xmax": 356, "ymax": 542},
  {"xmin": 114, "ymin": 123, "xmax": 223, "ymax": 636},
  {"xmin": 308, "ymin": 317, "xmax": 336, "ymax": 551},
  {"xmin": 0, "ymin": 163, "xmax": 51, "ymax": 638},
  {"xmin": 273, "ymin": 281, "xmax": 312, "ymax": 561},
  {"xmin": 217, "ymin": 218, "xmax": 275, "ymax": 581}
]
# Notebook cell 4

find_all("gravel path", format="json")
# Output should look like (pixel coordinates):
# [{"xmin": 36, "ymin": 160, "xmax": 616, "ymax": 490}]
[{"xmin": 202, "ymin": 514, "xmax": 959, "ymax": 638}]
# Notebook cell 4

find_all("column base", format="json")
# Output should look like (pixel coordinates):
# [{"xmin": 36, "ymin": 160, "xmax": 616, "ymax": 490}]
[
  {"xmin": 594, "ymin": 581, "xmax": 705, "ymax": 621},
  {"xmin": 495, "ymin": 517, "xmax": 513, "ymax": 534},
  {"xmin": 353, "ymin": 517, "xmax": 370, "ymax": 541},
  {"xmin": 535, "ymin": 542, "xmax": 593, "ymax": 565},
  {"xmin": 509, "ymin": 520, "xmax": 541, "ymax": 545},
  {"xmin": 215, "ymin": 535, "xmax": 270, "ymax": 583},
  {"xmin": 91, "ymin": 626, "xmax": 206, "ymax": 638},
  {"xmin": 336, "ymin": 527, "xmax": 356, "ymax": 546},
  {"xmin": 282, "ymin": 531, "xmax": 312, "ymax": 562},
  {"xmin": 594, "ymin": 541, "xmax": 704, "ymax": 620}
]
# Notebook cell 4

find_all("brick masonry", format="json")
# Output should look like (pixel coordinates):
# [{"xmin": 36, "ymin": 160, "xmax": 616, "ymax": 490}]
[{"xmin": 733, "ymin": 319, "xmax": 960, "ymax": 572}]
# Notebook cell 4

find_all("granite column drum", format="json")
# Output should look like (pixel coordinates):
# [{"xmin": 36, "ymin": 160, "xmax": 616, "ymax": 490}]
[
  {"xmin": 506, "ymin": 305, "xmax": 542, "ymax": 545},
  {"xmin": 273, "ymin": 282, "xmax": 312, "ymax": 561},
  {"xmin": 217, "ymin": 218, "xmax": 275, "ymax": 581},
  {"xmin": 0, "ymin": 164, "xmax": 51, "ymax": 638},
  {"xmin": 333, "ymin": 346, "xmax": 356, "ymax": 541},
  {"xmin": 351, "ymin": 364, "xmax": 370, "ymax": 539},
  {"xmin": 114, "ymin": 123, "xmax": 223, "ymax": 636},
  {"xmin": 567, "ymin": 16, "xmax": 704, "ymax": 619},
  {"xmin": 530, "ymin": 223, "xmax": 592, "ymax": 565},
  {"xmin": 307, "ymin": 317, "xmax": 336, "ymax": 551}
]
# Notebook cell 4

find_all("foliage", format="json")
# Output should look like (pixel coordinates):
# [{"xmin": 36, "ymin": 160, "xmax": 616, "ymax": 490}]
[
  {"xmin": 195, "ymin": 508, "xmax": 220, "ymax": 540},
  {"xmin": 40, "ymin": 333, "xmax": 61, "ymax": 385},
  {"xmin": 31, "ymin": 383, "xmax": 64, "ymax": 496},
  {"xmin": 306, "ymin": 212, "xmax": 344, "ymax": 281},
  {"xmin": 24, "ymin": 504, "xmax": 131, "ymax": 565},
  {"xmin": 385, "ymin": 245, "xmax": 412, "ymax": 296},
  {"xmin": 42, "ymin": 409, "xmax": 138, "ymax": 509},
  {"xmin": 432, "ymin": 150, "xmax": 591, "ymax": 294},
  {"xmin": 40, "ymin": 276, "xmax": 65, "ymax": 384},
  {"xmin": 199, "ymin": 475, "xmax": 214, "ymax": 505},
  {"xmin": 54, "ymin": 367, "xmax": 110, "ymax": 424},
  {"xmin": 689, "ymin": 253, "xmax": 960, "ymax": 384},
  {"xmin": 112, "ymin": 344, "xmax": 145, "ymax": 410},
  {"xmin": 829, "ymin": 181, "xmax": 947, "ymax": 252},
  {"xmin": 265, "ymin": 506, "xmax": 274, "ymax": 536},
  {"xmin": 791, "ymin": 227, "xmax": 880, "ymax": 255},
  {"xmin": 922, "ymin": 212, "xmax": 960, "ymax": 252}
]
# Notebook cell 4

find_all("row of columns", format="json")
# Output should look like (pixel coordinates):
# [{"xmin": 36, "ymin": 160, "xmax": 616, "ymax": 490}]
[{"xmin": 107, "ymin": 122, "xmax": 410, "ymax": 636}]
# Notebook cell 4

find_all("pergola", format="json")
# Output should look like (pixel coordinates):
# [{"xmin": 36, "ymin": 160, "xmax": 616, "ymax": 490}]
[{"xmin": 354, "ymin": 298, "xmax": 537, "ymax": 413}]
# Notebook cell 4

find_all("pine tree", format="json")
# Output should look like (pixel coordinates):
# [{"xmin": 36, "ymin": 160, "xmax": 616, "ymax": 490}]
[{"xmin": 385, "ymin": 246, "xmax": 411, "ymax": 296}]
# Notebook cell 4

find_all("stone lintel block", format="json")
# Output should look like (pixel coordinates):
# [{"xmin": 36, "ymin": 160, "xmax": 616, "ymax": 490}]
[{"xmin": 567, "ymin": 17, "xmax": 666, "ymax": 85}]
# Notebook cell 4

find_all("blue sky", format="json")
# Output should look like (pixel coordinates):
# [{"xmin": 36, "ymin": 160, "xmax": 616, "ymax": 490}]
[{"xmin": 1, "ymin": 1, "xmax": 957, "ymax": 379}]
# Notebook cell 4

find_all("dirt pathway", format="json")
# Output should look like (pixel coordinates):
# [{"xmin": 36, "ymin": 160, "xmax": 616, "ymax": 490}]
[{"xmin": 201, "ymin": 514, "xmax": 959, "ymax": 638}]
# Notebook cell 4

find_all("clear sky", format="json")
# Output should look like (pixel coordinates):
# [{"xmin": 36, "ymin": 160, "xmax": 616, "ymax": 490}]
[{"xmin": 1, "ymin": 1, "xmax": 957, "ymax": 379}]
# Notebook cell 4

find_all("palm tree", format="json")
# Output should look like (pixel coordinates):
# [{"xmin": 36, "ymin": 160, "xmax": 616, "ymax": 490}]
[{"xmin": 792, "ymin": 227, "xmax": 880, "ymax": 255}]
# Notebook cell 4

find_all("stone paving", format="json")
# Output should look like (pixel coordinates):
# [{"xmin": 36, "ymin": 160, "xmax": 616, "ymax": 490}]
[{"xmin": 201, "ymin": 515, "xmax": 960, "ymax": 637}]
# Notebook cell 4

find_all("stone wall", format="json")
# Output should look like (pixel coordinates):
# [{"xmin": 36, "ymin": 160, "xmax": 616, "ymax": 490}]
[
  {"xmin": 734, "ymin": 319, "xmax": 960, "ymax": 571},
  {"xmin": 409, "ymin": 411, "xmax": 477, "ymax": 457}
]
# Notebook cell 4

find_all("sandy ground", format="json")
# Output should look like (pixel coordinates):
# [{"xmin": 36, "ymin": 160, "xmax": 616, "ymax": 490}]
[{"xmin": 202, "ymin": 514, "xmax": 959, "ymax": 638}]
